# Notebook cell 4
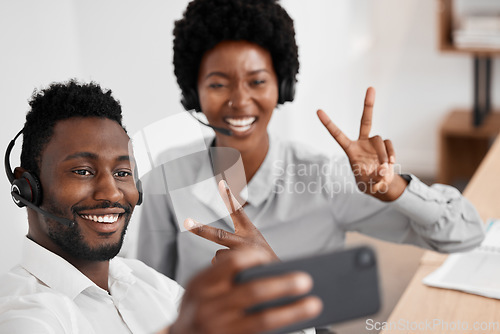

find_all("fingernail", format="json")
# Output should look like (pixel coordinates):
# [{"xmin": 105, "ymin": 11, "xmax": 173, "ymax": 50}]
[
  {"xmin": 184, "ymin": 218, "xmax": 195, "ymax": 230},
  {"xmin": 389, "ymin": 156, "xmax": 395, "ymax": 164},
  {"xmin": 296, "ymin": 273, "xmax": 314, "ymax": 291},
  {"xmin": 222, "ymin": 179, "xmax": 229, "ymax": 190}
]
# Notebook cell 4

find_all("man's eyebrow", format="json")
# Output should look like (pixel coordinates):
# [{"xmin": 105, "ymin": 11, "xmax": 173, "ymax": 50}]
[
  {"xmin": 117, "ymin": 155, "xmax": 131, "ymax": 162},
  {"xmin": 63, "ymin": 152, "xmax": 98, "ymax": 161},
  {"xmin": 63, "ymin": 153, "xmax": 131, "ymax": 163}
]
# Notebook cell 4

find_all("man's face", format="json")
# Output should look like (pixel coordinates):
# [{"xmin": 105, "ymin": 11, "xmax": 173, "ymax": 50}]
[{"xmin": 37, "ymin": 117, "xmax": 139, "ymax": 262}]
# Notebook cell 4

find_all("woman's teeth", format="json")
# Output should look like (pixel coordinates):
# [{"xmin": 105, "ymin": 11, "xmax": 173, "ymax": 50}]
[
  {"xmin": 225, "ymin": 117, "xmax": 256, "ymax": 132},
  {"xmin": 80, "ymin": 214, "xmax": 119, "ymax": 223}
]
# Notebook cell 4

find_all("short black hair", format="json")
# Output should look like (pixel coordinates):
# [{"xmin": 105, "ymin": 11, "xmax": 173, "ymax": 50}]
[
  {"xmin": 21, "ymin": 79, "xmax": 125, "ymax": 176},
  {"xmin": 173, "ymin": 0, "xmax": 299, "ymax": 108}
]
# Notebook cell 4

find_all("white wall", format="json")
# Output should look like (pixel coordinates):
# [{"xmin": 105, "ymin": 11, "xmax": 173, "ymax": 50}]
[{"xmin": 1, "ymin": 0, "xmax": 499, "ymax": 274}]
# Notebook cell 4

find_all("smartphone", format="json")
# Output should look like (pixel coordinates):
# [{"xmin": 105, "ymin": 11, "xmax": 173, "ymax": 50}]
[{"xmin": 234, "ymin": 246, "xmax": 380, "ymax": 334}]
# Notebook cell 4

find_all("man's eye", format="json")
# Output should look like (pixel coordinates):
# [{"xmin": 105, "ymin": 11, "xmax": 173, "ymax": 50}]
[
  {"xmin": 73, "ymin": 170, "xmax": 91, "ymax": 176},
  {"xmin": 115, "ymin": 171, "xmax": 132, "ymax": 178}
]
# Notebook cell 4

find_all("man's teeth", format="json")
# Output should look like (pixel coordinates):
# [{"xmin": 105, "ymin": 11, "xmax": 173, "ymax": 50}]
[
  {"xmin": 80, "ymin": 214, "xmax": 119, "ymax": 223},
  {"xmin": 226, "ymin": 117, "xmax": 256, "ymax": 127}
]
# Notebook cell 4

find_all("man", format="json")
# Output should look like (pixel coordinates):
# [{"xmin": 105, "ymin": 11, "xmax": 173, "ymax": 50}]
[{"xmin": 0, "ymin": 80, "xmax": 321, "ymax": 333}]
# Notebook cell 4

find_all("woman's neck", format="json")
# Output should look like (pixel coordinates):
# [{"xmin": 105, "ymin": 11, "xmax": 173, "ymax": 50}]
[{"xmin": 213, "ymin": 134, "xmax": 270, "ymax": 195}]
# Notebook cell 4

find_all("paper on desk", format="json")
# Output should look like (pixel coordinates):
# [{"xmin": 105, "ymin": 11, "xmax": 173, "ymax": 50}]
[{"xmin": 422, "ymin": 219, "xmax": 500, "ymax": 299}]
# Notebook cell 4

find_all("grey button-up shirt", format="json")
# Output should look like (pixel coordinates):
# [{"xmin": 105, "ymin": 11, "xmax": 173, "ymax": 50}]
[{"xmin": 137, "ymin": 135, "xmax": 485, "ymax": 287}]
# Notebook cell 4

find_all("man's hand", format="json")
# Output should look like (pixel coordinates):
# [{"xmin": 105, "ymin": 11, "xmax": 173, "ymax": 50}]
[
  {"xmin": 317, "ymin": 87, "xmax": 407, "ymax": 201},
  {"xmin": 184, "ymin": 180, "xmax": 279, "ymax": 264},
  {"xmin": 167, "ymin": 249, "xmax": 322, "ymax": 334}
]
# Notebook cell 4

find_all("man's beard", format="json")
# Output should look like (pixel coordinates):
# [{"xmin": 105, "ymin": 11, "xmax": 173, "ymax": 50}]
[{"xmin": 43, "ymin": 200, "xmax": 132, "ymax": 262}]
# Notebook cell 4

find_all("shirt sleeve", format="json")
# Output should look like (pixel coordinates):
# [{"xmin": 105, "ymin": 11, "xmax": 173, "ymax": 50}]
[
  {"xmin": 329, "ymin": 157, "xmax": 485, "ymax": 253},
  {"xmin": 0, "ymin": 294, "xmax": 92, "ymax": 334},
  {"xmin": 389, "ymin": 174, "xmax": 486, "ymax": 252},
  {"xmin": 137, "ymin": 165, "xmax": 179, "ymax": 279},
  {"xmin": 0, "ymin": 316, "xmax": 63, "ymax": 334}
]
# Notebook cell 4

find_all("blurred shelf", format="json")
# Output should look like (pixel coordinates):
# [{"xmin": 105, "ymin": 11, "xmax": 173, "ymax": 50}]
[
  {"xmin": 437, "ymin": 0, "xmax": 500, "ymax": 56},
  {"xmin": 437, "ymin": 110, "xmax": 500, "ymax": 185}
]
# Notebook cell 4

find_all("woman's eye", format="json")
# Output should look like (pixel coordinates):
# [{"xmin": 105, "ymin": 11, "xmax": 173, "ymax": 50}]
[
  {"xmin": 208, "ymin": 83, "xmax": 224, "ymax": 89},
  {"xmin": 252, "ymin": 79, "xmax": 266, "ymax": 86},
  {"xmin": 73, "ymin": 169, "xmax": 91, "ymax": 176}
]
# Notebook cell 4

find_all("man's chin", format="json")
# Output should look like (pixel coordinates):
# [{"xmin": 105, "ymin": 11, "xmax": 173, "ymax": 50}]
[{"xmin": 48, "ymin": 223, "xmax": 127, "ymax": 262}]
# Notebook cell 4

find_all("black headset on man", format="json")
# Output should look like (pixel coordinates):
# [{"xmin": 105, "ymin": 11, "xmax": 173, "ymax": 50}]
[
  {"xmin": 182, "ymin": 73, "xmax": 296, "ymax": 136},
  {"xmin": 5, "ymin": 129, "xmax": 143, "ymax": 228}
]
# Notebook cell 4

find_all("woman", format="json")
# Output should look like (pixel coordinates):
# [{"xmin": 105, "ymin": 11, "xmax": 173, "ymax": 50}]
[{"xmin": 137, "ymin": 0, "xmax": 484, "ymax": 287}]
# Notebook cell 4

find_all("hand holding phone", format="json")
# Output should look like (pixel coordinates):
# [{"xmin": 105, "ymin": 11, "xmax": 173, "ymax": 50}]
[{"xmin": 235, "ymin": 246, "xmax": 381, "ymax": 334}]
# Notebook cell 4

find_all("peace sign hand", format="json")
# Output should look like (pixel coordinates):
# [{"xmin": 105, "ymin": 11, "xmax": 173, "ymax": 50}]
[
  {"xmin": 317, "ymin": 87, "xmax": 407, "ymax": 201},
  {"xmin": 184, "ymin": 180, "xmax": 279, "ymax": 264}
]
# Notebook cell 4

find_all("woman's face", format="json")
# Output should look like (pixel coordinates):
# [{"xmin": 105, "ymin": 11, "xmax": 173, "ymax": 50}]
[{"xmin": 197, "ymin": 40, "xmax": 279, "ymax": 153}]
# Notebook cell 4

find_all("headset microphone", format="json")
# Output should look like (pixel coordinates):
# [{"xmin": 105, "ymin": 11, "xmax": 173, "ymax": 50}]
[
  {"xmin": 11, "ymin": 192, "xmax": 75, "ymax": 227},
  {"xmin": 188, "ymin": 110, "xmax": 233, "ymax": 137}
]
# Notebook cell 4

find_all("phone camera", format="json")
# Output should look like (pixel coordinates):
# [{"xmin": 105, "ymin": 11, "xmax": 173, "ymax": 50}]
[{"xmin": 356, "ymin": 248, "xmax": 375, "ymax": 268}]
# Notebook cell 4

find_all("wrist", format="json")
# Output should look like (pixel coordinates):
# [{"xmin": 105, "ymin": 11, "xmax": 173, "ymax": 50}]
[{"xmin": 373, "ymin": 174, "xmax": 409, "ymax": 202}]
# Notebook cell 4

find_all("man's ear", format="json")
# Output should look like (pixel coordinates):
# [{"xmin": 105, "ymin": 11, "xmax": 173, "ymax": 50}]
[{"xmin": 13, "ymin": 167, "xmax": 27, "ymax": 179}]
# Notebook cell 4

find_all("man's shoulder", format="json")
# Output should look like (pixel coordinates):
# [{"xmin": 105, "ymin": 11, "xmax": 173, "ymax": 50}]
[
  {"xmin": 0, "ymin": 265, "xmax": 50, "ymax": 297},
  {"xmin": 0, "ymin": 266, "xmax": 82, "ymax": 332}
]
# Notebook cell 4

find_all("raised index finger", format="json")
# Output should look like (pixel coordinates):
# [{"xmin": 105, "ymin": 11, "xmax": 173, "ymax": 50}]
[
  {"xmin": 359, "ymin": 87, "xmax": 376, "ymax": 140},
  {"xmin": 317, "ymin": 109, "xmax": 352, "ymax": 151}
]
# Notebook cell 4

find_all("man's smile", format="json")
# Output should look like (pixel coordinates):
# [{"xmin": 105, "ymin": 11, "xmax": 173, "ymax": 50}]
[{"xmin": 76, "ymin": 207, "xmax": 128, "ymax": 234}]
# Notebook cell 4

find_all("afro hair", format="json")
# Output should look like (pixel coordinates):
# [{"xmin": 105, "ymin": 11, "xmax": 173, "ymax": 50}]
[
  {"xmin": 173, "ymin": 0, "xmax": 299, "ymax": 110},
  {"xmin": 20, "ymin": 79, "xmax": 125, "ymax": 176}
]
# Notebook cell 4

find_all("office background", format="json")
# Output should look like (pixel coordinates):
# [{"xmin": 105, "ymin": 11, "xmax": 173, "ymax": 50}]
[{"xmin": 0, "ymin": 3, "xmax": 499, "ymax": 329}]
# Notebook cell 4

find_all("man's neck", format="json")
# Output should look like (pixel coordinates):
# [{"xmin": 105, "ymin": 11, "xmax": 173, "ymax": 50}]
[
  {"xmin": 73, "ymin": 260, "xmax": 110, "ymax": 292},
  {"xmin": 27, "ymin": 231, "xmax": 111, "ymax": 292}
]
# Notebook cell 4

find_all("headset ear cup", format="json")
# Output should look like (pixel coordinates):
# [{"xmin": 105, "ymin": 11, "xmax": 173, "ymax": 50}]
[
  {"xmin": 278, "ymin": 77, "xmax": 296, "ymax": 104},
  {"xmin": 22, "ymin": 172, "xmax": 42, "ymax": 206},
  {"xmin": 181, "ymin": 88, "xmax": 201, "ymax": 112},
  {"xmin": 136, "ymin": 179, "xmax": 143, "ymax": 206},
  {"xmin": 11, "ymin": 177, "xmax": 32, "ymax": 208}
]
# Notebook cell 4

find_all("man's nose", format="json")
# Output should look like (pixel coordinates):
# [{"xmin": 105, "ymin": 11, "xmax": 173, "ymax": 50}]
[{"xmin": 93, "ymin": 173, "xmax": 123, "ymax": 203}]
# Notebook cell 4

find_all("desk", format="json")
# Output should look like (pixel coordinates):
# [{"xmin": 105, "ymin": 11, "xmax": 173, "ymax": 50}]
[{"xmin": 381, "ymin": 136, "xmax": 500, "ymax": 334}]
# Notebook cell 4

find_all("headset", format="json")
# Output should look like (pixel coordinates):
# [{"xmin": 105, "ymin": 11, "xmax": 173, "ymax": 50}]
[
  {"xmin": 181, "ymin": 75, "xmax": 296, "ymax": 136},
  {"xmin": 5, "ymin": 129, "xmax": 143, "ymax": 228}
]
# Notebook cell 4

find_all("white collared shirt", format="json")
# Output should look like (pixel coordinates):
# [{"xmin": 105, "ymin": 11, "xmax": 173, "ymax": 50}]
[
  {"xmin": 0, "ymin": 237, "xmax": 183, "ymax": 334},
  {"xmin": 137, "ymin": 134, "xmax": 485, "ymax": 288}
]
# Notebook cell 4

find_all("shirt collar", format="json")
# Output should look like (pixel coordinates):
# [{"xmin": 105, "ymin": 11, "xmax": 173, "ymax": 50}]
[
  {"xmin": 245, "ymin": 135, "xmax": 282, "ymax": 207},
  {"xmin": 20, "ymin": 237, "xmax": 136, "ymax": 300},
  {"xmin": 191, "ymin": 135, "xmax": 282, "ymax": 207},
  {"xmin": 190, "ymin": 135, "xmax": 283, "ymax": 211},
  {"xmin": 21, "ymin": 237, "xmax": 95, "ymax": 300},
  {"xmin": 190, "ymin": 146, "xmax": 231, "ymax": 221}
]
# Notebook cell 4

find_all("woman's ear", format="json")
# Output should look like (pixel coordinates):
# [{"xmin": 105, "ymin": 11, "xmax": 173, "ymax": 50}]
[{"xmin": 13, "ymin": 167, "xmax": 27, "ymax": 179}]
